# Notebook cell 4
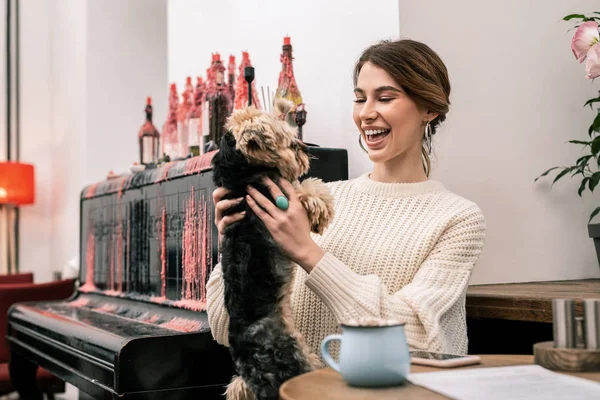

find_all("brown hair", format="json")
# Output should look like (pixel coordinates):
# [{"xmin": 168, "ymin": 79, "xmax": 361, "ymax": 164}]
[{"xmin": 353, "ymin": 39, "xmax": 451, "ymax": 176}]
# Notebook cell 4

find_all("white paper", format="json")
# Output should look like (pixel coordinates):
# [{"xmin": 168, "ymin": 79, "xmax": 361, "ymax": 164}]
[{"xmin": 408, "ymin": 365, "xmax": 600, "ymax": 400}]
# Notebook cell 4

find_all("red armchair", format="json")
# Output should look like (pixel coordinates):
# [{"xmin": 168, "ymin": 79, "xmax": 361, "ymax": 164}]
[
  {"xmin": 0, "ymin": 272, "xmax": 33, "ymax": 284},
  {"xmin": 0, "ymin": 278, "xmax": 75, "ymax": 398}
]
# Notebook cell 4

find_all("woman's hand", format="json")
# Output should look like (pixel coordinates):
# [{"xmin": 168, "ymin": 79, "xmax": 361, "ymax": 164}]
[
  {"xmin": 213, "ymin": 187, "xmax": 245, "ymax": 245},
  {"xmin": 245, "ymin": 177, "xmax": 325, "ymax": 272}
]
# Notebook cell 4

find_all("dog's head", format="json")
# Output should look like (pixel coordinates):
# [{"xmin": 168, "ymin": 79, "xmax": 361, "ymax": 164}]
[{"xmin": 224, "ymin": 100, "xmax": 310, "ymax": 181}]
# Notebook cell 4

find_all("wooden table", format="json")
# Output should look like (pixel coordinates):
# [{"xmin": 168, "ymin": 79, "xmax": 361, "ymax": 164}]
[
  {"xmin": 279, "ymin": 355, "xmax": 600, "ymax": 400},
  {"xmin": 466, "ymin": 279, "xmax": 600, "ymax": 323}
]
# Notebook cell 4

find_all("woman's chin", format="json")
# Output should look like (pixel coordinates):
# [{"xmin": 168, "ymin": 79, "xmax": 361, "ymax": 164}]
[{"xmin": 366, "ymin": 148, "xmax": 390, "ymax": 163}]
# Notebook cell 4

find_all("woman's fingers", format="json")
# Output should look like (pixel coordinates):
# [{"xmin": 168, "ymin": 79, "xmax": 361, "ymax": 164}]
[
  {"xmin": 246, "ymin": 185, "xmax": 280, "ymax": 217},
  {"xmin": 278, "ymin": 178, "xmax": 298, "ymax": 202},
  {"xmin": 217, "ymin": 211, "xmax": 246, "ymax": 235},
  {"xmin": 212, "ymin": 187, "xmax": 231, "ymax": 204},
  {"xmin": 261, "ymin": 177, "xmax": 286, "ymax": 201},
  {"xmin": 246, "ymin": 195, "xmax": 275, "ymax": 226},
  {"xmin": 214, "ymin": 197, "xmax": 244, "ymax": 224}
]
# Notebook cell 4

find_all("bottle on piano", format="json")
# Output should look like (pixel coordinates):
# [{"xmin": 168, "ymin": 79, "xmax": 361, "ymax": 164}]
[
  {"xmin": 205, "ymin": 53, "xmax": 232, "ymax": 151},
  {"xmin": 138, "ymin": 96, "xmax": 160, "ymax": 165},
  {"xmin": 188, "ymin": 76, "xmax": 206, "ymax": 156},
  {"xmin": 177, "ymin": 76, "xmax": 194, "ymax": 158},
  {"xmin": 162, "ymin": 83, "xmax": 180, "ymax": 160},
  {"xmin": 275, "ymin": 35, "xmax": 306, "ymax": 134},
  {"xmin": 228, "ymin": 54, "xmax": 237, "ymax": 105}
]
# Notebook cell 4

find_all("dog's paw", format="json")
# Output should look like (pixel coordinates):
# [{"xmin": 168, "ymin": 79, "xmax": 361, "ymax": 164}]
[
  {"xmin": 294, "ymin": 178, "xmax": 334, "ymax": 235},
  {"xmin": 225, "ymin": 376, "xmax": 255, "ymax": 400}
]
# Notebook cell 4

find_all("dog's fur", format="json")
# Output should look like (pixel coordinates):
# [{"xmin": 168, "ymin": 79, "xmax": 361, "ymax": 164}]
[{"xmin": 211, "ymin": 102, "xmax": 334, "ymax": 400}]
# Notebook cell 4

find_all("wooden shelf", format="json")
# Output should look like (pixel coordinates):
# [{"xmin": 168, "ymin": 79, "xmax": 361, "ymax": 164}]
[{"xmin": 466, "ymin": 279, "xmax": 600, "ymax": 323}]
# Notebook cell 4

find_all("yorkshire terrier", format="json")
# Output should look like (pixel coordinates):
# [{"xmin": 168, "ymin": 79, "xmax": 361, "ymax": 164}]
[{"xmin": 211, "ymin": 100, "xmax": 334, "ymax": 400}]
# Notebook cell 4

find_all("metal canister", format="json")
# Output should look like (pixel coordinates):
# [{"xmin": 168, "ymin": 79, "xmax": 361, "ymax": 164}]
[
  {"xmin": 552, "ymin": 299, "xmax": 577, "ymax": 348},
  {"xmin": 583, "ymin": 299, "xmax": 600, "ymax": 349}
]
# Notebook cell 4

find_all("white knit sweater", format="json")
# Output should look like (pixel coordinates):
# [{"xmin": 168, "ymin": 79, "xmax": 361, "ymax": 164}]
[{"xmin": 206, "ymin": 173, "xmax": 486, "ymax": 356}]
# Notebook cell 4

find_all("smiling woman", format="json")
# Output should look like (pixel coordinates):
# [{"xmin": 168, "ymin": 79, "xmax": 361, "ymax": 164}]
[{"xmin": 207, "ymin": 39, "xmax": 486, "ymax": 364}]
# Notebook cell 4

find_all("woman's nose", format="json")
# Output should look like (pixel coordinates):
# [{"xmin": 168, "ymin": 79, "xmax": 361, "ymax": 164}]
[{"xmin": 359, "ymin": 100, "xmax": 377, "ymax": 121}]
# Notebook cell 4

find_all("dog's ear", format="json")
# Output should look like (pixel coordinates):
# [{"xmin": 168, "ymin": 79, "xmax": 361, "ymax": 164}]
[{"xmin": 292, "ymin": 140, "xmax": 310, "ymax": 177}]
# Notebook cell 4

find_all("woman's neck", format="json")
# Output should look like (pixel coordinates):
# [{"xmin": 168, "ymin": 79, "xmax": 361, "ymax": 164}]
[{"xmin": 370, "ymin": 151, "xmax": 427, "ymax": 183}]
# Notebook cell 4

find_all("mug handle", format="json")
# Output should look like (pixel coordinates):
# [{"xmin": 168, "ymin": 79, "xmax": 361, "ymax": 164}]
[{"xmin": 321, "ymin": 334, "xmax": 342, "ymax": 373}]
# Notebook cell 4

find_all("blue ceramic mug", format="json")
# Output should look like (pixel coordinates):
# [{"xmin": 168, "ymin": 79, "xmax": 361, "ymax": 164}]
[{"xmin": 321, "ymin": 321, "xmax": 410, "ymax": 387}]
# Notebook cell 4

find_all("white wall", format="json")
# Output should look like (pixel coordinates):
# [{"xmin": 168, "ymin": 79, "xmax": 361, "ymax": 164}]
[
  {"xmin": 17, "ymin": 0, "xmax": 600, "ymax": 284},
  {"xmin": 399, "ymin": 0, "xmax": 600, "ymax": 283},
  {"xmin": 17, "ymin": 0, "xmax": 168, "ymax": 282},
  {"xmin": 168, "ymin": 0, "xmax": 400, "ymax": 179}
]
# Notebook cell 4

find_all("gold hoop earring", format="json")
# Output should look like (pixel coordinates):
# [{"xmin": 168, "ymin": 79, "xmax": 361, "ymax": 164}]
[
  {"xmin": 424, "ymin": 121, "xmax": 432, "ymax": 155},
  {"xmin": 358, "ymin": 133, "xmax": 368, "ymax": 154}
]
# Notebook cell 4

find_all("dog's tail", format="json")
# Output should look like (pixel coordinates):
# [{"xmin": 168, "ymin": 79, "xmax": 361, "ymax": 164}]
[{"xmin": 225, "ymin": 375, "xmax": 255, "ymax": 400}]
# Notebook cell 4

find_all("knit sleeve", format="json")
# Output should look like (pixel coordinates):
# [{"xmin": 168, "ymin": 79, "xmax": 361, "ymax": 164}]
[
  {"xmin": 206, "ymin": 263, "xmax": 230, "ymax": 347},
  {"xmin": 304, "ymin": 205, "xmax": 486, "ymax": 354}
]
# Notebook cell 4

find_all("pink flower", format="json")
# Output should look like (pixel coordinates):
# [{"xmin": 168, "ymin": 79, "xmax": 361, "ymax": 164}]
[
  {"xmin": 585, "ymin": 44, "xmax": 600, "ymax": 79},
  {"xmin": 572, "ymin": 21, "xmax": 600, "ymax": 63}
]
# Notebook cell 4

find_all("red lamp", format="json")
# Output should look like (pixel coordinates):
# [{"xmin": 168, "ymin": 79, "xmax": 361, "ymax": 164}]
[
  {"xmin": 0, "ymin": 162, "xmax": 35, "ymax": 275},
  {"xmin": 0, "ymin": 162, "xmax": 35, "ymax": 205}
]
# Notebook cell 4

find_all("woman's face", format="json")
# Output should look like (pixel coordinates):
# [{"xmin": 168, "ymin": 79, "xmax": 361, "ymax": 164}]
[{"xmin": 353, "ymin": 62, "xmax": 429, "ymax": 165}]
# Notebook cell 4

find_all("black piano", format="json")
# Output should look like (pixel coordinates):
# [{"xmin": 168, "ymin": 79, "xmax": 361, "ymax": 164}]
[{"xmin": 6, "ymin": 147, "xmax": 348, "ymax": 399}]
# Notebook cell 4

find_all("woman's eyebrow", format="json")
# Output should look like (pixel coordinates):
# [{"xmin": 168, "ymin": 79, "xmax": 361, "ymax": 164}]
[{"xmin": 353, "ymin": 86, "xmax": 402, "ymax": 94}]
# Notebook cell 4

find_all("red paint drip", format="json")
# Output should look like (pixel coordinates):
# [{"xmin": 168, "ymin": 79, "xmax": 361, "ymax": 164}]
[
  {"xmin": 79, "ymin": 231, "xmax": 96, "ymax": 292},
  {"xmin": 85, "ymin": 182, "xmax": 99, "ymax": 199},
  {"xmin": 159, "ymin": 317, "xmax": 205, "ymax": 332},
  {"xmin": 181, "ymin": 188, "xmax": 199, "ymax": 301},
  {"xmin": 69, "ymin": 297, "xmax": 90, "ymax": 307},
  {"xmin": 172, "ymin": 299, "xmax": 206, "ymax": 312},
  {"xmin": 117, "ymin": 175, "xmax": 129, "ymax": 199},
  {"xmin": 161, "ymin": 206, "xmax": 167, "ymax": 298},
  {"xmin": 183, "ymin": 150, "xmax": 217, "ymax": 175},
  {"xmin": 200, "ymin": 199, "xmax": 208, "ymax": 302},
  {"xmin": 116, "ymin": 213, "xmax": 124, "ymax": 292},
  {"xmin": 108, "ymin": 235, "xmax": 115, "ymax": 291},
  {"xmin": 157, "ymin": 161, "xmax": 176, "ymax": 183},
  {"xmin": 145, "ymin": 314, "xmax": 161, "ymax": 324},
  {"xmin": 126, "ymin": 216, "xmax": 131, "ymax": 292}
]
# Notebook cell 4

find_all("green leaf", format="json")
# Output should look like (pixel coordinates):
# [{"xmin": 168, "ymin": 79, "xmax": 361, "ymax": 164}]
[
  {"xmin": 552, "ymin": 168, "xmax": 574, "ymax": 186},
  {"xmin": 584, "ymin": 96, "xmax": 600, "ymax": 109},
  {"xmin": 589, "ymin": 112, "xmax": 600, "ymax": 136},
  {"xmin": 589, "ymin": 206, "xmax": 600, "ymax": 223},
  {"xmin": 576, "ymin": 155, "xmax": 593, "ymax": 166},
  {"xmin": 592, "ymin": 136, "xmax": 600, "ymax": 155},
  {"xmin": 569, "ymin": 140, "xmax": 591, "ymax": 146},
  {"xmin": 563, "ymin": 14, "xmax": 586, "ymax": 21},
  {"xmin": 579, "ymin": 177, "xmax": 591, "ymax": 196},
  {"xmin": 534, "ymin": 167, "xmax": 561, "ymax": 182},
  {"xmin": 589, "ymin": 172, "xmax": 600, "ymax": 192}
]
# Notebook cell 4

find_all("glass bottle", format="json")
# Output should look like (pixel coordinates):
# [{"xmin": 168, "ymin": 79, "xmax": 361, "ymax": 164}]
[
  {"xmin": 138, "ymin": 97, "xmax": 160, "ymax": 165},
  {"xmin": 162, "ymin": 83, "xmax": 179, "ymax": 159},
  {"xmin": 187, "ymin": 77, "xmax": 205, "ymax": 156}
]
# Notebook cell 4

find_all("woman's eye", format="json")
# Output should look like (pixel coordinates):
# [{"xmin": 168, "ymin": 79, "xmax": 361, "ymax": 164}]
[
  {"xmin": 379, "ymin": 98, "xmax": 393, "ymax": 103},
  {"xmin": 353, "ymin": 99, "xmax": 366, "ymax": 103}
]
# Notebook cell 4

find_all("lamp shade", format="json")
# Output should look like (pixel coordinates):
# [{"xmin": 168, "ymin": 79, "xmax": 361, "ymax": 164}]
[{"xmin": 0, "ymin": 162, "xmax": 35, "ymax": 205}]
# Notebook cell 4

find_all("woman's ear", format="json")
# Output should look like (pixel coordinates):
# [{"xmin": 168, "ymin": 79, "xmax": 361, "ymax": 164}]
[{"xmin": 425, "ymin": 110, "xmax": 439, "ymax": 122}]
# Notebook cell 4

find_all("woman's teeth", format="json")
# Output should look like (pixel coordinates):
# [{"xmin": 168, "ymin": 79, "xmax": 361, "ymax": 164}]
[
  {"xmin": 364, "ymin": 129, "xmax": 389, "ymax": 136},
  {"xmin": 364, "ymin": 129, "xmax": 390, "ymax": 142}
]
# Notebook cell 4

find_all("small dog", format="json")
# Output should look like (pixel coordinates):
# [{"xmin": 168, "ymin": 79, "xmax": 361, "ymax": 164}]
[{"xmin": 211, "ymin": 101, "xmax": 334, "ymax": 400}]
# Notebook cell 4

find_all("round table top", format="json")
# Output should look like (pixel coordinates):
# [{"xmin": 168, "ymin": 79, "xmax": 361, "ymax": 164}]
[{"xmin": 279, "ymin": 354, "xmax": 600, "ymax": 400}]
